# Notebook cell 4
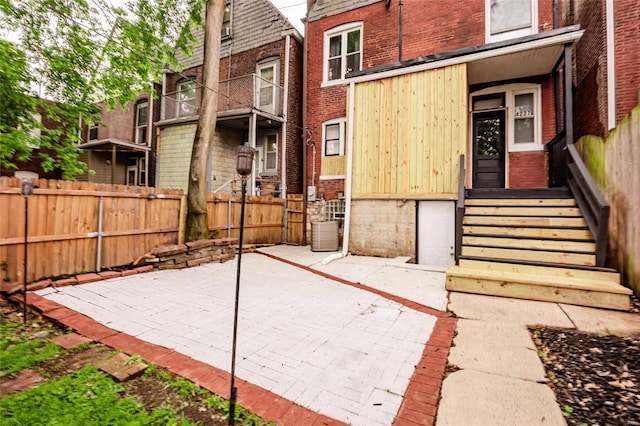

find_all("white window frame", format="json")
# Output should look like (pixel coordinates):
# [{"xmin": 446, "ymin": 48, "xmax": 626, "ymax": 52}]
[
  {"xmin": 322, "ymin": 22, "xmax": 363, "ymax": 86},
  {"xmin": 135, "ymin": 100, "xmax": 148, "ymax": 144},
  {"xmin": 471, "ymin": 83, "xmax": 543, "ymax": 153},
  {"xmin": 485, "ymin": 0, "xmax": 538, "ymax": 43},
  {"xmin": 88, "ymin": 123, "xmax": 99, "ymax": 141},
  {"xmin": 221, "ymin": 0, "xmax": 232, "ymax": 39},
  {"xmin": 322, "ymin": 117, "xmax": 346, "ymax": 157},
  {"xmin": 176, "ymin": 78, "xmax": 197, "ymax": 117},
  {"xmin": 138, "ymin": 157, "xmax": 146, "ymax": 186},
  {"xmin": 126, "ymin": 158, "xmax": 138, "ymax": 186},
  {"xmin": 256, "ymin": 58, "xmax": 279, "ymax": 115},
  {"xmin": 256, "ymin": 133, "xmax": 278, "ymax": 175}
]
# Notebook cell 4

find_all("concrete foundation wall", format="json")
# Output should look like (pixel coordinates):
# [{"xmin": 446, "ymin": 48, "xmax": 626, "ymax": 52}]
[{"xmin": 349, "ymin": 199, "xmax": 416, "ymax": 259}]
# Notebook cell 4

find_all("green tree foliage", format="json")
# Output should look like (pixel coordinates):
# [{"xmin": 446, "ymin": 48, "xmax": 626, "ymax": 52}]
[{"xmin": 0, "ymin": 0, "xmax": 205, "ymax": 179}]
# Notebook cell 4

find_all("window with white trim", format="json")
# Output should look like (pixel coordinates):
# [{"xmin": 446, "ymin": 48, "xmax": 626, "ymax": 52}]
[
  {"xmin": 135, "ymin": 100, "xmax": 148, "ymax": 144},
  {"xmin": 176, "ymin": 78, "xmax": 197, "ymax": 117},
  {"xmin": 471, "ymin": 83, "xmax": 542, "ymax": 152},
  {"xmin": 256, "ymin": 134, "xmax": 277, "ymax": 174},
  {"xmin": 139, "ymin": 157, "xmax": 146, "ymax": 186},
  {"xmin": 322, "ymin": 118, "xmax": 346, "ymax": 157},
  {"xmin": 486, "ymin": 0, "xmax": 537, "ymax": 43},
  {"xmin": 221, "ymin": 1, "xmax": 232, "ymax": 39},
  {"xmin": 88, "ymin": 123, "xmax": 98, "ymax": 141},
  {"xmin": 126, "ymin": 158, "xmax": 138, "ymax": 186},
  {"xmin": 324, "ymin": 23, "xmax": 362, "ymax": 84}
]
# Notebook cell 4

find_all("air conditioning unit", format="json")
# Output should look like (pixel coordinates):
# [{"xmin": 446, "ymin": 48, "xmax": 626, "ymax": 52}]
[
  {"xmin": 307, "ymin": 185, "xmax": 317, "ymax": 202},
  {"xmin": 222, "ymin": 26, "xmax": 231, "ymax": 38}
]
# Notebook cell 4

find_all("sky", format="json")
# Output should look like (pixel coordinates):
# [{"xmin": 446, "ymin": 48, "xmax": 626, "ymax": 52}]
[{"xmin": 270, "ymin": 0, "xmax": 306, "ymax": 34}]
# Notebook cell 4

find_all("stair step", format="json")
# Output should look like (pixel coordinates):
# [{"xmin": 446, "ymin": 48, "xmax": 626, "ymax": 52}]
[
  {"xmin": 464, "ymin": 215, "xmax": 588, "ymax": 228},
  {"xmin": 466, "ymin": 188, "xmax": 571, "ymax": 198},
  {"xmin": 458, "ymin": 258, "xmax": 620, "ymax": 283},
  {"xmin": 465, "ymin": 198, "xmax": 577, "ymax": 207},
  {"xmin": 446, "ymin": 266, "xmax": 632, "ymax": 311},
  {"xmin": 462, "ymin": 246, "xmax": 596, "ymax": 266},
  {"xmin": 465, "ymin": 206, "xmax": 583, "ymax": 217},
  {"xmin": 462, "ymin": 236, "xmax": 596, "ymax": 253},
  {"xmin": 463, "ymin": 225, "xmax": 594, "ymax": 241}
]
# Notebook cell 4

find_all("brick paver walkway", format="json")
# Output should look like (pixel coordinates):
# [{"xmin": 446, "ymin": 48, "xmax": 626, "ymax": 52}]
[{"xmin": 30, "ymin": 252, "xmax": 454, "ymax": 425}]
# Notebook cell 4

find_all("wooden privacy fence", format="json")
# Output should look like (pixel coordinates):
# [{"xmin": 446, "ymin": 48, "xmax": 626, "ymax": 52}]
[
  {"xmin": 207, "ymin": 192, "xmax": 285, "ymax": 244},
  {"xmin": 0, "ymin": 178, "xmax": 182, "ymax": 283},
  {"xmin": 576, "ymin": 104, "xmax": 640, "ymax": 295},
  {"xmin": 1, "ymin": 177, "xmax": 302, "ymax": 284}
]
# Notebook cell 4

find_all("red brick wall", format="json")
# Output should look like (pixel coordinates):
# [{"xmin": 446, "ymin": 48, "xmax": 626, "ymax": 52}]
[
  {"xmin": 614, "ymin": 0, "xmax": 640, "ymax": 122},
  {"xmin": 508, "ymin": 150, "xmax": 548, "ymax": 188},
  {"xmin": 285, "ymin": 38, "xmax": 304, "ymax": 194},
  {"xmin": 572, "ymin": 0, "xmax": 607, "ymax": 140}
]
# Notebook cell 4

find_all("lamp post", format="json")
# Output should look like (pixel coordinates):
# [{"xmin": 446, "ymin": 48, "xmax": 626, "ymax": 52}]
[
  {"xmin": 21, "ymin": 179, "xmax": 34, "ymax": 324},
  {"xmin": 229, "ymin": 145, "xmax": 254, "ymax": 426}
]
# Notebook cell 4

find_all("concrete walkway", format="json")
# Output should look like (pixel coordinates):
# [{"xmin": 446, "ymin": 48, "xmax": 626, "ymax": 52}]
[
  {"xmin": 437, "ymin": 292, "xmax": 640, "ymax": 425},
  {"xmin": 32, "ymin": 247, "xmax": 453, "ymax": 425}
]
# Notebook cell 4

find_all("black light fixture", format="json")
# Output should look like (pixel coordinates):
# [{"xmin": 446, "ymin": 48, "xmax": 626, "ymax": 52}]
[
  {"xmin": 21, "ymin": 179, "xmax": 34, "ymax": 324},
  {"xmin": 229, "ymin": 145, "xmax": 254, "ymax": 426}
]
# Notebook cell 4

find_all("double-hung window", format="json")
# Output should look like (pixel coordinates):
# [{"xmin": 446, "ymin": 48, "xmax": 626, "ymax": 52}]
[
  {"xmin": 88, "ymin": 123, "xmax": 99, "ymax": 141},
  {"xmin": 135, "ymin": 100, "xmax": 148, "ymax": 144},
  {"xmin": 323, "ymin": 118, "xmax": 346, "ymax": 157},
  {"xmin": 176, "ymin": 78, "xmax": 197, "ymax": 117},
  {"xmin": 221, "ymin": 1, "xmax": 232, "ymax": 38},
  {"xmin": 486, "ymin": 0, "xmax": 537, "ymax": 42},
  {"xmin": 324, "ymin": 23, "xmax": 362, "ymax": 84}
]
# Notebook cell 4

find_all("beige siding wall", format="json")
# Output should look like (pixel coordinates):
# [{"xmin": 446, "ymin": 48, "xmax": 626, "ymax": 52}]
[
  {"xmin": 158, "ymin": 123, "xmax": 242, "ymax": 192},
  {"xmin": 210, "ymin": 126, "xmax": 241, "ymax": 192},
  {"xmin": 158, "ymin": 123, "xmax": 196, "ymax": 190},
  {"xmin": 351, "ymin": 64, "xmax": 468, "ymax": 199}
]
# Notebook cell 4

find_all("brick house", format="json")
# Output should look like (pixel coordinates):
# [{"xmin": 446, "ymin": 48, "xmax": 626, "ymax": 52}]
[
  {"xmin": 569, "ymin": 0, "xmax": 640, "ymax": 139},
  {"xmin": 78, "ymin": 87, "xmax": 161, "ymax": 186},
  {"xmin": 303, "ymin": 0, "xmax": 635, "ymax": 310},
  {"xmin": 156, "ymin": 0, "xmax": 304, "ymax": 197}
]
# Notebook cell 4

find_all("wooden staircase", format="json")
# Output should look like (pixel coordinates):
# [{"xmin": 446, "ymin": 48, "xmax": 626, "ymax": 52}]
[{"xmin": 446, "ymin": 190, "xmax": 632, "ymax": 310}]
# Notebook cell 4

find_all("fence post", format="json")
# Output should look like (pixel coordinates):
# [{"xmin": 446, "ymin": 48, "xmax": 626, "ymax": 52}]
[{"xmin": 178, "ymin": 195, "xmax": 187, "ymax": 244}]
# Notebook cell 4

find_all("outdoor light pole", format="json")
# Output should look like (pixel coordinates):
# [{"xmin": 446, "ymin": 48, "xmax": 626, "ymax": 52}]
[
  {"xmin": 229, "ymin": 145, "xmax": 254, "ymax": 426},
  {"xmin": 21, "ymin": 180, "xmax": 34, "ymax": 324}
]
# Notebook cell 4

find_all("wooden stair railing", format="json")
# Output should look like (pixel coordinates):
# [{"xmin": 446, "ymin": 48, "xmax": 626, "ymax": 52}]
[
  {"xmin": 566, "ymin": 144, "xmax": 610, "ymax": 267},
  {"xmin": 547, "ymin": 130, "xmax": 567, "ymax": 187},
  {"xmin": 454, "ymin": 154, "xmax": 465, "ymax": 265}
]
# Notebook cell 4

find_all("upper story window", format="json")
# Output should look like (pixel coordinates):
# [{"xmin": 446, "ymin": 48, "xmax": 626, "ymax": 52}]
[
  {"xmin": 88, "ymin": 123, "xmax": 99, "ymax": 141},
  {"xmin": 486, "ymin": 0, "xmax": 537, "ymax": 43},
  {"xmin": 135, "ymin": 100, "xmax": 148, "ymax": 144},
  {"xmin": 324, "ymin": 23, "xmax": 362, "ymax": 85},
  {"xmin": 222, "ymin": 1, "xmax": 232, "ymax": 39},
  {"xmin": 176, "ymin": 78, "xmax": 197, "ymax": 117},
  {"xmin": 323, "ymin": 118, "xmax": 346, "ymax": 157},
  {"xmin": 257, "ymin": 58, "xmax": 279, "ymax": 115}
]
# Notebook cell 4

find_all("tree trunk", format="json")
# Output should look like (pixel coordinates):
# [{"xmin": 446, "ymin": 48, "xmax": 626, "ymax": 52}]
[{"xmin": 185, "ymin": 0, "xmax": 225, "ymax": 242}]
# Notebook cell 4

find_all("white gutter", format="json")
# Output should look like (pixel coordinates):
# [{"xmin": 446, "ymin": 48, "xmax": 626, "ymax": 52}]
[
  {"xmin": 281, "ymin": 34, "xmax": 290, "ymax": 200},
  {"xmin": 349, "ymin": 29, "xmax": 584, "ymax": 85},
  {"xmin": 322, "ymin": 81, "xmax": 355, "ymax": 264},
  {"xmin": 606, "ymin": 0, "xmax": 616, "ymax": 130}
]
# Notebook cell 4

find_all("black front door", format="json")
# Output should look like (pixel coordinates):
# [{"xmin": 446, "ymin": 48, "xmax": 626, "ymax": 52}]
[{"xmin": 472, "ymin": 110, "xmax": 506, "ymax": 188}]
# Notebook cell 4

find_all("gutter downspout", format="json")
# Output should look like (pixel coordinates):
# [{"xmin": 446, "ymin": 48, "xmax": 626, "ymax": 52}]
[
  {"xmin": 322, "ymin": 81, "xmax": 355, "ymax": 264},
  {"xmin": 282, "ymin": 35, "xmax": 291, "ymax": 242},
  {"xmin": 606, "ymin": 0, "xmax": 616, "ymax": 130},
  {"xmin": 301, "ymin": 16, "xmax": 309, "ymax": 245},
  {"xmin": 398, "ymin": 0, "xmax": 403, "ymax": 61},
  {"xmin": 282, "ymin": 34, "xmax": 290, "ymax": 200}
]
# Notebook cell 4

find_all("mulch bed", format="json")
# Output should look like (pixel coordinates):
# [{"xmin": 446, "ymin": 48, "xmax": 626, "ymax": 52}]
[{"xmin": 532, "ymin": 327, "xmax": 640, "ymax": 426}]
